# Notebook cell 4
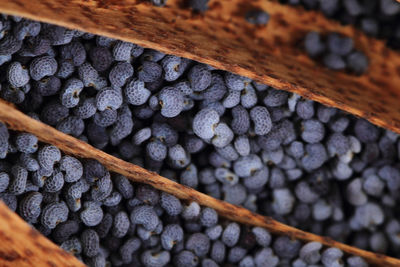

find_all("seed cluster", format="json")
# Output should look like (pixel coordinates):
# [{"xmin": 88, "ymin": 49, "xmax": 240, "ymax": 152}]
[
  {"xmin": 0, "ymin": 122, "xmax": 368, "ymax": 266},
  {"xmin": 0, "ymin": 7, "xmax": 398, "ymax": 262},
  {"xmin": 283, "ymin": 0, "xmax": 400, "ymax": 49},
  {"xmin": 304, "ymin": 31, "xmax": 369, "ymax": 74},
  {"xmin": 0, "ymin": 13, "xmax": 397, "ymax": 258}
]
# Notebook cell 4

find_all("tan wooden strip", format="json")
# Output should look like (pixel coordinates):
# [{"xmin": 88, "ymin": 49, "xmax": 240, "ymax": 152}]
[{"xmin": 0, "ymin": 201, "xmax": 86, "ymax": 267}]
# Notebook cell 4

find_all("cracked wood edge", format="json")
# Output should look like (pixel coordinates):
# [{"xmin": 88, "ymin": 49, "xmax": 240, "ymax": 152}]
[
  {"xmin": 0, "ymin": 201, "xmax": 85, "ymax": 267},
  {"xmin": 0, "ymin": 0, "xmax": 399, "ymax": 134},
  {"xmin": 0, "ymin": 102, "xmax": 398, "ymax": 266}
]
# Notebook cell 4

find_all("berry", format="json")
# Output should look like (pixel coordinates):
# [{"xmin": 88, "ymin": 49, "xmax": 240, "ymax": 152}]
[
  {"xmin": 222, "ymin": 223, "xmax": 240, "ymax": 247},
  {"xmin": 263, "ymin": 89, "xmax": 288, "ymax": 107},
  {"xmin": 80, "ymin": 201, "xmax": 104, "ymax": 226},
  {"xmin": 243, "ymin": 166, "xmax": 269, "ymax": 190},
  {"xmin": 38, "ymin": 145, "xmax": 61, "ymax": 170},
  {"xmin": 55, "ymin": 60, "xmax": 75, "ymax": 78},
  {"xmin": 323, "ymin": 53, "xmax": 346, "ymax": 70},
  {"xmin": 301, "ymin": 143, "xmax": 328, "ymax": 171},
  {"xmin": 112, "ymin": 211, "xmax": 130, "ymax": 238},
  {"xmin": 8, "ymin": 164, "xmax": 28, "ymax": 195},
  {"xmin": 246, "ymin": 9, "xmax": 270, "ymax": 25},
  {"xmin": 211, "ymin": 123, "xmax": 233, "ymax": 148},
  {"xmin": 113, "ymin": 41, "xmax": 133, "ymax": 61},
  {"xmin": 272, "ymin": 188, "xmax": 295, "ymax": 215},
  {"xmin": 41, "ymin": 201, "xmax": 69, "ymax": 229},
  {"xmin": 146, "ymin": 140, "xmax": 167, "ymax": 162},
  {"xmin": 273, "ymin": 236, "xmax": 301, "ymax": 259},
  {"xmin": 161, "ymin": 192, "xmax": 182, "ymax": 216},
  {"xmin": 193, "ymin": 108, "xmax": 220, "ymax": 140},
  {"xmin": 19, "ymin": 192, "xmax": 42, "ymax": 223},
  {"xmin": 138, "ymin": 61, "xmax": 163, "ymax": 83},
  {"xmin": 89, "ymin": 46, "xmax": 113, "ymax": 72},
  {"xmin": 0, "ymin": 172, "xmax": 9, "ymax": 192},
  {"xmin": 60, "ymin": 238, "xmax": 82, "ymax": 255},
  {"xmin": 124, "ymin": 78, "xmax": 151, "ymax": 106},
  {"xmin": 327, "ymin": 33, "xmax": 354, "ymax": 56},
  {"xmin": 210, "ymin": 240, "xmax": 226, "ymax": 263},
  {"xmin": 109, "ymin": 62, "xmax": 134, "ymax": 88},
  {"xmin": 52, "ymin": 220, "xmax": 80, "ymax": 243},
  {"xmin": 189, "ymin": 0, "xmax": 209, "ymax": 12},
  {"xmin": 29, "ymin": 55, "xmax": 57, "ymax": 81},
  {"xmin": 321, "ymin": 247, "xmax": 343, "ymax": 267},
  {"xmin": 119, "ymin": 238, "xmax": 141, "ymax": 264},
  {"xmin": 94, "ymin": 213, "xmax": 113, "ymax": 238},
  {"xmin": 188, "ymin": 64, "xmax": 212, "ymax": 92},
  {"xmin": 91, "ymin": 173, "xmax": 113, "ymax": 201},
  {"xmin": 60, "ymin": 41, "xmax": 86, "ymax": 66},
  {"xmin": 56, "ymin": 116, "xmax": 84, "ymax": 137},
  {"xmin": 301, "ymin": 119, "xmax": 325, "ymax": 144},
  {"xmin": 231, "ymin": 106, "xmax": 250, "ymax": 135},
  {"xmin": 228, "ymin": 246, "xmax": 247, "ymax": 263},
  {"xmin": 110, "ymin": 105, "xmax": 134, "ymax": 145},
  {"xmin": 96, "ymin": 88, "xmax": 123, "ymax": 111},
  {"xmin": 73, "ymin": 97, "xmax": 97, "ymax": 119},
  {"xmin": 299, "ymin": 242, "xmax": 322, "ymax": 264},
  {"xmin": 158, "ymin": 86, "xmax": 184, "ymax": 118},
  {"xmin": 114, "ymin": 174, "xmax": 134, "ymax": 199},
  {"xmin": 0, "ymin": 35, "xmax": 22, "ymax": 55},
  {"xmin": 206, "ymin": 225, "xmax": 223, "ymax": 241},
  {"xmin": 174, "ymin": 250, "xmax": 199, "ymax": 267},
  {"xmin": 41, "ymin": 102, "xmax": 69, "ymax": 126},
  {"xmin": 161, "ymin": 224, "xmax": 184, "ymax": 250},
  {"xmin": 60, "ymin": 78, "xmax": 84, "ymax": 108},
  {"xmin": 15, "ymin": 133, "xmax": 38, "ymax": 153},
  {"xmin": 78, "ymin": 62, "xmax": 99, "ymax": 87},
  {"xmin": 250, "ymin": 106, "xmax": 272, "ymax": 135},
  {"xmin": 224, "ymin": 72, "xmax": 249, "ymax": 91},
  {"xmin": 254, "ymin": 248, "xmax": 279, "ymax": 267},
  {"xmin": 43, "ymin": 170, "xmax": 64, "ymax": 193},
  {"xmin": 131, "ymin": 205, "xmax": 160, "ymax": 231},
  {"xmin": 94, "ymin": 109, "xmax": 118, "ymax": 127},
  {"xmin": 347, "ymin": 256, "xmax": 368, "ymax": 267},
  {"xmin": 233, "ymin": 155, "xmax": 263, "ymax": 178},
  {"xmin": 186, "ymin": 233, "xmax": 210, "ymax": 257},
  {"xmin": 81, "ymin": 229, "xmax": 100, "ymax": 257},
  {"xmin": 304, "ymin": 31, "xmax": 325, "ymax": 58},
  {"xmin": 7, "ymin": 61, "xmax": 29, "ymax": 88},
  {"xmin": 296, "ymin": 100, "xmax": 314, "ymax": 120},
  {"xmin": 252, "ymin": 227, "xmax": 271, "ymax": 247},
  {"xmin": 141, "ymin": 250, "xmax": 170, "ymax": 267},
  {"xmin": 200, "ymin": 207, "xmax": 218, "ymax": 227},
  {"xmin": 223, "ymin": 90, "xmax": 241, "ymax": 108},
  {"xmin": 180, "ymin": 163, "xmax": 199, "ymax": 188},
  {"xmin": 346, "ymin": 51, "xmax": 368, "ymax": 75}
]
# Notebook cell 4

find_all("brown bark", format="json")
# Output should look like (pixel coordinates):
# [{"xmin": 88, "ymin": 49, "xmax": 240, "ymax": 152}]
[
  {"xmin": 0, "ymin": 201, "xmax": 86, "ymax": 267},
  {"xmin": 0, "ymin": 99, "xmax": 398, "ymax": 266},
  {"xmin": 0, "ymin": 0, "xmax": 398, "ymax": 265}
]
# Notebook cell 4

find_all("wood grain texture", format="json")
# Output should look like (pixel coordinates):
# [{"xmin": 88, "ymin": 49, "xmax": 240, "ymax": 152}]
[
  {"xmin": 0, "ymin": 201, "xmax": 85, "ymax": 267},
  {"xmin": 0, "ymin": 0, "xmax": 399, "ymax": 134},
  {"xmin": 0, "ymin": 102, "xmax": 398, "ymax": 266}
]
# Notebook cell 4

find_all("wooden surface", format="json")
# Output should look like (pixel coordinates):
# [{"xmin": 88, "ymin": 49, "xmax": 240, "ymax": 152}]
[
  {"xmin": 0, "ymin": 201, "xmax": 86, "ymax": 267},
  {"xmin": 0, "ymin": 101, "xmax": 398, "ymax": 266},
  {"xmin": 0, "ymin": 0, "xmax": 398, "ymax": 266},
  {"xmin": 0, "ymin": 0, "xmax": 399, "ymax": 134}
]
